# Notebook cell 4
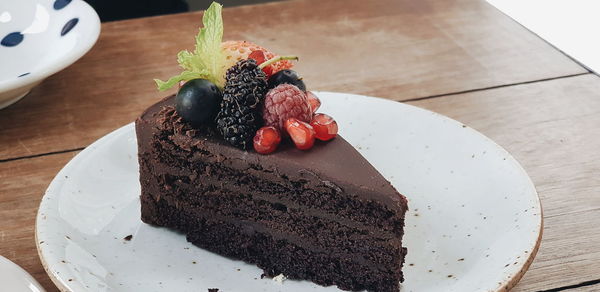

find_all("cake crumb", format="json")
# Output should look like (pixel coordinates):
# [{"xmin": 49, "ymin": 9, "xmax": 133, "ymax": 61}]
[
  {"xmin": 273, "ymin": 274, "xmax": 287, "ymax": 284},
  {"xmin": 123, "ymin": 235, "xmax": 133, "ymax": 241}
]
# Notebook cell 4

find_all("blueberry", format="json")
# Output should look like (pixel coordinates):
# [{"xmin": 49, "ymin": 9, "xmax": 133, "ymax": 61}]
[
  {"xmin": 267, "ymin": 70, "xmax": 306, "ymax": 91},
  {"xmin": 176, "ymin": 79, "xmax": 222, "ymax": 127}
]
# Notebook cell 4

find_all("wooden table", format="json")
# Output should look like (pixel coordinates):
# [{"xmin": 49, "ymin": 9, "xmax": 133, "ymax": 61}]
[{"xmin": 1, "ymin": 0, "xmax": 598, "ymax": 291}]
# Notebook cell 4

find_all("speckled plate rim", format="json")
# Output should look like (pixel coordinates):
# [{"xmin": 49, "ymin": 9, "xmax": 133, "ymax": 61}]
[
  {"xmin": 393, "ymin": 99, "xmax": 544, "ymax": 292},
  {"xmin": 379, "ymin": 99, "xmax": 544, "ymax": 291},
  {"xmin": 35, "ymin": 92, "xmax": 543, "ymax": 292},
  {"xmin": 501, "ymin": 216, "xmax": 542, "ymax": 291},
  {"xmin": 36, "ymin": 222, "xmax": 68, "ymax": 292}
]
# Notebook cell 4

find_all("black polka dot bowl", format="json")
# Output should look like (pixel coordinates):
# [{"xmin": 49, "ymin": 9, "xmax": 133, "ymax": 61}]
[{"xmin": 0, "ymin": 0, "xmax": 100, "ymax": 109}]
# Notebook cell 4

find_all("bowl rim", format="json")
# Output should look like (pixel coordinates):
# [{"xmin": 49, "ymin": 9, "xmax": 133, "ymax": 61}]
[{"xmin": 0, "ymin": 0, "xmax": 101, "ymax": 92}]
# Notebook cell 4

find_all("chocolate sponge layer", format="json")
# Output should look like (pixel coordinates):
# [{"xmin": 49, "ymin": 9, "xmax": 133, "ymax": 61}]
[{"xmin": 136, "ymin": 95, "xmax": 408, "ymax": 292}]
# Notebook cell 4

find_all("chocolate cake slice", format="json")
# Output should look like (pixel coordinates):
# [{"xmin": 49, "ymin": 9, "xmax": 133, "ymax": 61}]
[{"xmin": 136, "ymin": 95, "xmax": 408, "ymax": 292}]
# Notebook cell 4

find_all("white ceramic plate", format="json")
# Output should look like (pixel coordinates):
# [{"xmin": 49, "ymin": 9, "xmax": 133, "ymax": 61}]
[
  {"xmin": 0, "ymin": 0, "xmax": 100, "ymax": 109},
  {"xmin": 0, "ymin": 256, "xmax": 46, "ymax": 292},
  {"xmin": 36, "ymin": 92, "xmax": 542, "ymax": 292}
]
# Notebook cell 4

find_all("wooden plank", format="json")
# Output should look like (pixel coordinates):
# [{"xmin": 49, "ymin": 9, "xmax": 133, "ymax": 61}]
[
  {"xmin": 409, "ymin": 73, "xmax": 600, "ymax": 291},
  {"xmin": 0, "ymin": 0, "xmax": 586, "ymax": 160},
  {"xmin": 0, "ymin": 152, "xmax": 77, "ymax": 292}
]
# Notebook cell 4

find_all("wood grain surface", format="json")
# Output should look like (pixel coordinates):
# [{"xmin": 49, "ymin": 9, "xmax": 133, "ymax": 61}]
[
  {"xmin": 410, "ymin": 74, "xmax": 600, "ymax": 291},
  {"xmin": 0, "ymin": 0, "xmax": 586, "ymax": 161},
  {"xmin": 0, "ymin": 0, "xmax": 598, "ymax": 291},
  {"xmin": 0, "ymin": 152, "xmax": 78, "ymax": 292}
]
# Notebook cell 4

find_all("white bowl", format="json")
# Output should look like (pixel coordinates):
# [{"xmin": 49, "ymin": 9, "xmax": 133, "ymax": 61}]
[
  {"xmin": 0, "ymin": 255, "xmax": 46, "ymax": 292},
  {"xmin": 0, "ymin": 0, "xmax": 100, "ymax": 109}
]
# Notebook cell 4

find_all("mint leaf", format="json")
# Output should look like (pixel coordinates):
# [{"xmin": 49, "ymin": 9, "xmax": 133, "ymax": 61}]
[
  {"xmin": 155, "ymin": 2, "xmax": 226, "ymax": 91},
  {"xmin": 154, "ymin": 70, "xmax": 207, "ymax": 91}
]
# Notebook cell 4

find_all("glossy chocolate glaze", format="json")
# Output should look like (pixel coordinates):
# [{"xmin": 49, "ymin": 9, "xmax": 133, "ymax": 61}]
[{"xmin": 137, "ymin": 94, "xmax": 407, "ymax": 214}]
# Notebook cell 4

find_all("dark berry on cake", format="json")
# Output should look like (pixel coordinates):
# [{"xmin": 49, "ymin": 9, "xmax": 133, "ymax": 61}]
[
  {"xmin": 175, "ymin": 79, "xmax": 222, "ymax": 127},
  {"xmin": 267, "ymin": 69, "xmax": 306, "ymax": 91},
  {"xmin": 215, "ymin": 59, "xmax": 268, "ymax": 149}
]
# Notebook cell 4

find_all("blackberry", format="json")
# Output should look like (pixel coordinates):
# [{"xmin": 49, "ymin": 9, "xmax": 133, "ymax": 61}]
[{"xmin": 216, "ymin": 59, "xmax": 268, "ymax": 149}]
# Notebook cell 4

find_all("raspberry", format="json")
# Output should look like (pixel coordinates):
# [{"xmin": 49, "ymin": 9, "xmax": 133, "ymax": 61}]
[
  {"xmin": 263, "ymin": 84, "xmax": 312, "ymax": 132},
  {"xmin": 311, "ymin": 113, "xmax": 338, "ymax": 141},
  {"xmin": 306, "ymin": 91, "xmax": 321, "ymax": 113},
  {"xmin": 253, "ymin": 126, "xmax": 282, "ymax": 154},
  {"xmin": 285, "ymin": 118, "xmax": 316, "ymax": 150},
  {"xmin": 221, "ymin": 41, "xmax": 293, "ymax": 76}
]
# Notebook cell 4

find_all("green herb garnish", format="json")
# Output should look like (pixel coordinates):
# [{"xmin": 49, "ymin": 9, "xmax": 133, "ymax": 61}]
[{"xmin": 154, "ymin": 2, "xmax": 226, "ymax": 90}]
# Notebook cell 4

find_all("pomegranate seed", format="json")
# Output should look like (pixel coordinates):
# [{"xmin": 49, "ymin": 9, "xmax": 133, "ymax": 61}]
[
  {"xmin": 311, "ymin": 113, "xmax": 338, "ymax": 141},
  {"xmin": 248, "ymin": 50, "xmax": 273, "ymax": 77},
  {"xmin": 285, "ymin": 118, "xmax": 316, "ymax": 150},
  {"xmin": 306, "ymin": 91, "xmax": 321, "ymax": 113},
  {"xmin": 253, "ymin": 126, "xmax": 282, "ymax": 154}
]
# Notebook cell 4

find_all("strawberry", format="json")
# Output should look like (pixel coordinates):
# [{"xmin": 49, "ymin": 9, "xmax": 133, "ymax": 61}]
[
  {"xmin": 248, "ymin": 50, "xmax": 273, "ymax": 76},
  {"xmin": 221, "ymin": 40, "xmax": 294, "ymax": 77}
]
